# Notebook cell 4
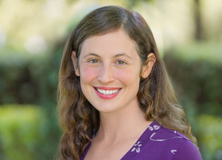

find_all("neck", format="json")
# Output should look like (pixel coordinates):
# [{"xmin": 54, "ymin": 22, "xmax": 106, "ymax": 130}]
[{"xmin": 95, "ymin": 101, "xmax": 152, "ymax": 144}]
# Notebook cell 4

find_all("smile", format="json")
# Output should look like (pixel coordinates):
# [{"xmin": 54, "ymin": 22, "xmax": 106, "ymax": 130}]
[
  {"xmin": 97, "ymin": 89, "xmax": 119, "ymax": 95},
  {"xmin": 94, "ymin": 87, "xmax": 121, "ymax": 99}
]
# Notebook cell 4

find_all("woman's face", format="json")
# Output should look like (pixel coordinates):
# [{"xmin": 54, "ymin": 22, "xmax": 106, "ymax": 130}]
[{"xmin": 73, "ymin": 29, "xmax": 149, "ymax": 114}]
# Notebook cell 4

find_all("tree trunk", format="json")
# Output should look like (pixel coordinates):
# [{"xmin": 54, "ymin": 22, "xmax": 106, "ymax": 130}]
[{"xmin": 194, "ymin": 0, "xmax": 203, "ymax": 41}]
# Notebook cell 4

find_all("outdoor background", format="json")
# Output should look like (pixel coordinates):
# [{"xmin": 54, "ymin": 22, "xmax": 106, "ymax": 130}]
[{"xmin": 0, "ymin": 0, "xmax": 221, "ymax": 159}]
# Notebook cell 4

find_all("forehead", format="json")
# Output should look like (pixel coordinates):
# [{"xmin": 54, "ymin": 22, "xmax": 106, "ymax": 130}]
[{"xmin": 80, "ymin": 29, "xmax": 138, "ymax": 58}]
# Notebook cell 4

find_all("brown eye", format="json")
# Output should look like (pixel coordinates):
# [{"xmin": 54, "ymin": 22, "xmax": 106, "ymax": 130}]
[
  {"xmin": 88, "ymin": 59, "xmax": 99, "ymax": 63},
  {"xmin": 116, "ymin": 60, "xmax": 126, "ymax": 65}
]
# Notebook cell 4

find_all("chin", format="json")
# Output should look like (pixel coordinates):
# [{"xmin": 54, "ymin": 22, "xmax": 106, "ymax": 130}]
[{"xmin": 93, "ymin": 103, "xmax": 119, "ymax": 114}]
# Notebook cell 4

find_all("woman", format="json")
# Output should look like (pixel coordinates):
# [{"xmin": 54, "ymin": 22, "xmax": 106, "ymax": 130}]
[{"xmin": 58, "ymin": 6, "xmax": 202, "ymax": 160}]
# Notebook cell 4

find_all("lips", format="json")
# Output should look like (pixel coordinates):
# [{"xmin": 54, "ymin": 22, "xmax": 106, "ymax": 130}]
[
  {"xmin": 94, "ymin": 87, "xmax": 121, "ymax": 99},
  {"xmin": 97, "ymin": 88, "xmax": 119, "ymax": 95}
]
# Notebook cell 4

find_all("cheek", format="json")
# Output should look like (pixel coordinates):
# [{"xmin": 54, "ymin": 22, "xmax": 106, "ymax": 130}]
[
  {"xmin": 80, "ymin": 66, "xmax": 98, "ymax": 83},
  {"xmin": 115, "ymin": 68, "xmax": 140, "ymax": 86}
]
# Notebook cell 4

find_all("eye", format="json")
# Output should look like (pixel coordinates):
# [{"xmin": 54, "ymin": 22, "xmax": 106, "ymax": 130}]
[
  {"xmin": 88, "ymin": 59, "xmax": 99, "ymax": 63},
  {"xmin": 116, "ymin": 60, "xmax": 126, "ymax": 65}
]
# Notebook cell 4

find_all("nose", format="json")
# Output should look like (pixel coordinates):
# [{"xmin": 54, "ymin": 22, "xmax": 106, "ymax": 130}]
[{"xmin": 98, "ymin": 64, "xmax": 115, "ymax": 83}]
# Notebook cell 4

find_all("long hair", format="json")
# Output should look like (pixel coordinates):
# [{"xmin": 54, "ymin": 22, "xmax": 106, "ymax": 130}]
[{"xmin": 58, "ymin": 6, "xmax": 196, "ymax": 160}]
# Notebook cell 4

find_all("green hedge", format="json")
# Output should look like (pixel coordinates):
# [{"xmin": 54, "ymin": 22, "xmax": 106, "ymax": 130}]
[
  {"xmin": 163, "ymin": 42, "xmax": 222, "ymax": 160},
  {"xmin": 164, "ymin": 42, "xmax": 222, "ymax": 117},
  {"xmin": 0, "ymin": 47, "xmax": 63, "ymax": 105},
  {"xmin": 0, "ymin": 105, "xmax": 61, "ymax": 160},
  {"xmin": 0, "ymin": 35, "xmax": 64, "ymax": 160},
  {"xmin": 197, "ymin": 115, "xmax": 222, "ymax": 160}
]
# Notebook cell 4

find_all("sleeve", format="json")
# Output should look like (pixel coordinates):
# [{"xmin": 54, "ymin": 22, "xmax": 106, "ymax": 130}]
[{"xmin": 172, "ymin": 140, "xmax": 203, "ymax": 160}]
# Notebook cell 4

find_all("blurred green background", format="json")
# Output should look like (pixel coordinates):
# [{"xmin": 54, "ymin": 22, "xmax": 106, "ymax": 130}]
[{"xmin": 0, "ymin": 0, "xmax": 221, "ymax": 159}]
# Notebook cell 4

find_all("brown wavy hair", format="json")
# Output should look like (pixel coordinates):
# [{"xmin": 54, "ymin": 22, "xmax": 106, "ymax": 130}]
[{"xmin": 57, "ymin": 6, "xmax": 197, "ymax": 160}]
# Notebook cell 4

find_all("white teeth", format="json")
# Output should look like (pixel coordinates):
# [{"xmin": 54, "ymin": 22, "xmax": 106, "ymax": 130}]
[{"xmin": 97, "ymin": 89, "xmax": 119, "ymax": 95}]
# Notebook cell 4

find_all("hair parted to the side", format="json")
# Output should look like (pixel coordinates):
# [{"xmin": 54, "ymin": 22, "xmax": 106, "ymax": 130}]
[{"xmin": 57, "ymin": 5, "xmax": 197, "ymax": 160}]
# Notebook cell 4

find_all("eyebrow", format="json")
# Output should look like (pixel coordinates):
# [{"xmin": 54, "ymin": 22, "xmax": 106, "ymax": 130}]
[
  {"xmin": 83, "ymin": 53, "xmax": 100, "ymax": 59},
  {"xmin": 83, "ymin": 53, "xmax": 132, "ymax": 60},
  {"xmin": 114, "ymin": 53, "xmax": 132, "ymax": 60}
]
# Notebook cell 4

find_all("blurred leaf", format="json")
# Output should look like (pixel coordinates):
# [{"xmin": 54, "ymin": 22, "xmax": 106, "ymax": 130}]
[
  {"xmin": 0, "ymin": 104, "xmax": 61, "ymax": 160},
  {"xmin": 197, "ymin": 115, "xmax": 222, "ymax": 160}
]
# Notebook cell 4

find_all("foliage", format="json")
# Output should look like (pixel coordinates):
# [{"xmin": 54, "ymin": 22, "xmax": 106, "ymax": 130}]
[
  {"xmin": 166, "ymin": 41, "xmax": 222, "ymax": 64},
  {"xmin": 0, "ymin": 50, "xmax": 59, "ymax": 105},
  {"xmin": 163, "ymin": 42, "xmax": 222, "ymax": 160},
  {"xmin": 0, "ymin": 47, "xmax": 63, "ymax": 159},
  {"xmin": 0, "ymin": 104, "xmax": 61, "ymax": 160},
  {"xmin": 197, "ymin": 115, "xmax": 222, "ymax": 160},
  {"xmin": 125, "ymin": 0, "xmax": 154, "ymax": 9},
  {"xmin": 164, "ymin": 42, "xmax": 222, "ymax": 117}
]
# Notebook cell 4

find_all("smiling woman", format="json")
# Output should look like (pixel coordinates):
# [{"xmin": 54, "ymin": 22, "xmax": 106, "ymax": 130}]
[
  {"xmin": 57, "ymin": 6, "xmax": 202, "ymax": 160},
  {"xmin": 71, "ymin": 30, "xmax": 148, "ymax": 113}
]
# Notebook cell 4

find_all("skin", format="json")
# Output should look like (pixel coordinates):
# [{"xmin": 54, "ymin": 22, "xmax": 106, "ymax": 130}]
[{"xmin": 72, "ymin": 29, "xmax": 156, "ymax": 160}]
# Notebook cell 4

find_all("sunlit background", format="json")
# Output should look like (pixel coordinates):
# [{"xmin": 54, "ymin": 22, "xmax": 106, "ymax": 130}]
[{"xmin": 0, "ymin": 0, "xmax": 221, "ymax": 159}]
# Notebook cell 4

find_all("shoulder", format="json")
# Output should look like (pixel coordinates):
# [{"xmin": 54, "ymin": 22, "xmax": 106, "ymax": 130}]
[
  {"xmin": 140, "ymin": 122, "xmax": 202, "ymax": 160},
  {"xmin": 172, "ymin": 139, "xmax": 202, "ymax": 160}
]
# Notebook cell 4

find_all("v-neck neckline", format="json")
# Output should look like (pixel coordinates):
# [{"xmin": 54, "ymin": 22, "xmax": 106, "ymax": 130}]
[
  {"xmin": 121, "ymin": 121, "xmax": 160, "ymax": 160},
  {"xmin": 81, "ymin": 121, "xmax": 160, "ymax": 160}
]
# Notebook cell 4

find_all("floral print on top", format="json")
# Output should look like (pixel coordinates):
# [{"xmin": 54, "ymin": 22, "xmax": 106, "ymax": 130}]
[
  {"xmin": 131, "ymin": 141, "xmax": 142, "ymax": 153},
  {"xmin": 81, "ymin": 121, "xmax": 202, "ymax": 160}
]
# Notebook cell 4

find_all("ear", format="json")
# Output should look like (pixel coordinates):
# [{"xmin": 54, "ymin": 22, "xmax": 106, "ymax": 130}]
[
  {"xmin": 141, "ymin": 53, "xmax": 156, "ymax": 78},
  {"xmin": 71, "ymin": 51, "xmax": 80, "ymax": 76}
]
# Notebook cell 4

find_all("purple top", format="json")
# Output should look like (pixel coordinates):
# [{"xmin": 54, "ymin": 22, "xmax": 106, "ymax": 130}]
[{"xmin": 81, "ymin": 121, "xmax": 202, "ymax": 160}]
